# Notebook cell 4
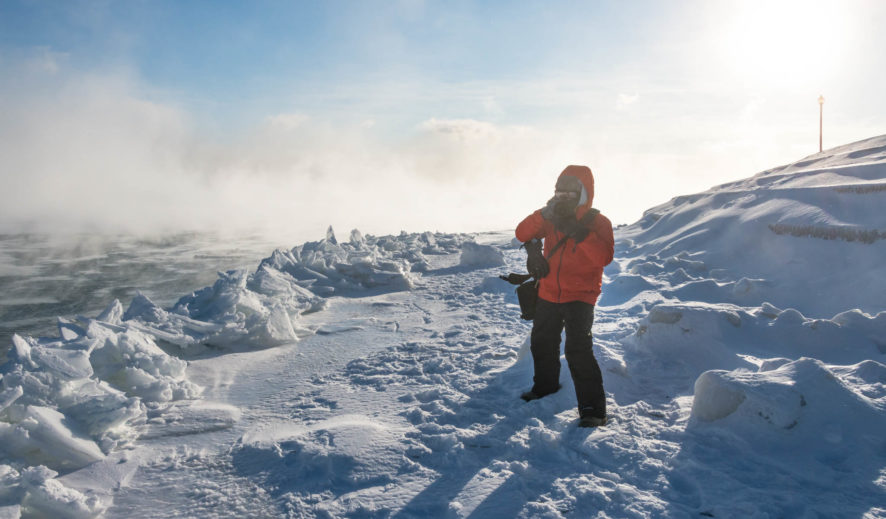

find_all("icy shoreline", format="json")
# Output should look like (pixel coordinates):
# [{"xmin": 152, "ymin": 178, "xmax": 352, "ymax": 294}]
[{"xmin": 0, "ymin": 228, "xmax": 478, "ymax": 517}]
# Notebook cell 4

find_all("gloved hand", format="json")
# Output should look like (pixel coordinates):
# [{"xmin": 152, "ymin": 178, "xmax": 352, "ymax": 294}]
[
  {"xmin": 499, "ymin": 272, "xmax": 533, "ymax": 285},
  {"xmin": 542, "ymin": 196, "xmax": 582, "ymax": 221},
  {"xmin": 540, "ymin": 197, "xmax": 558, "ymax": 221},
  {"xmin": 523, "ymin": 239, "xmax": 549, "ymax": 279}
]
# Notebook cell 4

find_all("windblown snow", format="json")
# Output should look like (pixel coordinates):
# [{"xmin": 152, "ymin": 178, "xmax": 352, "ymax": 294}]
[{"xmin": 2, "ymin": 136, "xmax": 886, "ymax": 518}]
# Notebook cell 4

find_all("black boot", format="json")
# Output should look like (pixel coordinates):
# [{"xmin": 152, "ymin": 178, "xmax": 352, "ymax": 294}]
[
  {"xmin": 520, "ymin": 384, "xmax": 561, "ymax": 402},
  {"xmin": 578, "ymin": 406, "xmax": 607, "ymax": 427},
  {"xmin": 578, "ymin": 415, "xmax": 607, "ymax": 428}
]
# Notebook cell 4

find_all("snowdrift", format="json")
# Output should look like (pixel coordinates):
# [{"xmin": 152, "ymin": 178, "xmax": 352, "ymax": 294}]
[
  {"xmin": 618, "ymin": 134, "xmax": 886, "ymax": 319},
  {"xmin": 232, "ymin": 415, "xmax": 428, "ymax": 503},
  {"xmin": 624, "ymin": 300, "xmax": 886, "ymax": 391},
  {"xmin": 602, "ymin": 136, "xmax": 886, "ymax": 516}
]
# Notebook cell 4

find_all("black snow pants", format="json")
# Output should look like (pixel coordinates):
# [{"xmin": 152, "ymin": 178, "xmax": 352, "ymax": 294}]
[{"xmin": 530, "ymin": 298, "xmax": 606, "ymax": 418}]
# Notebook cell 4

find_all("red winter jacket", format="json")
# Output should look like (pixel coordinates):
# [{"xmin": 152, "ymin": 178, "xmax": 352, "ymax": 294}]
[{"xmin": 515, "ymin": 165, "xmax": 614, "ymax": 305}]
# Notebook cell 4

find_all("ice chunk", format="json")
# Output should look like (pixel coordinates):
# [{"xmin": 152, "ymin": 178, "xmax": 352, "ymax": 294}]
[
  {"xmin": 349, "ymin": 228, "xmax": 365, "ymax": 246},
  {"xmin": 152, "ymin": 267, "xmax": 314, "ymax": 349},
  {"xmin": 19, "ymin": 465, "xmax": 107, "ymax": 519},
  {"xmin": 29, "ymin": 343, "xmax": 93, "ymax": 381},
  {"xmin": 173, "ymin": 270, "xmax": 255, "ymax": 321},
  {"xmin": 272, "ymin": 228, "xmax": 469, "ymax": 293},
  {"xmin": 0, "ymin": 386, "xmax": 23, "ymax": 414},
  {"xmin": 0, "ymin": 406, "xmax": 105, "ymax": 471},
  {"xmin": 89, "ymin": 326, "xmax": 201, "ymax": 403},
  {"xmin": 96, "ymin": 299, "xmax": 125, "ymax": 325},
  {"xmin": 54, "ymin": 378, "xmax": 144, "ymax": 451},
  {"xmin": 57, "ymin": 318, "xmax": 86, "ymax": 342},
  {"xmin": 248, "ymin": 264, "xmax": 326, "ymax": 315},
  {"xmin": 459, "ymin": 242, "xmax": 505, "ymax": 268},
  {"xmin": 0, "ymin": 465, "xmax": 21, "ymax": 502},
  {"xmin": 10, "ymin": 335, "xmax": 35, "ymax": 369},
  {"xmin": 2, "ymin": 306, "xmax": 202, "ymax": 472}
]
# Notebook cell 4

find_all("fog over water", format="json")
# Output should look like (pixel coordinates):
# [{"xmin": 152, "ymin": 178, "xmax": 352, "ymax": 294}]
[
  {"xmin": 1, "ymin": 61, "xmax": 596, "ymax": 242},
  {"xmin": 0, "ymin": 232, "xmax": 283, "ymax": 347}
]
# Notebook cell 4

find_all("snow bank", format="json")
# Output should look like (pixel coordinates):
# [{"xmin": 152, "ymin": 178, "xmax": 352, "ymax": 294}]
[
  {"xmin": 691, "ymin": 358, "xmax": 886, "ymax": 469},
  {"xmin": 458, "ymin": 242, "xmax": 505, "ymax": 268},
  {"xmin": 623, "ymin": 300, "xmax": 886, "ymax": 391},
  {"xmin": 623, "ymin": 302, "xmax": 755, "ymax": 389},
  {"xmin": 616, "ymin": 138, "xmax": 886, "ymax": 319}
]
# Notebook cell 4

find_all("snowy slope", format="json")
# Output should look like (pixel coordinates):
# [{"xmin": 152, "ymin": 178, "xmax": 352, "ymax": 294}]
[
  {"xmin": 618, "ymin": 134, "xmax": 886, "ymax": 318},
  {"xmin": 2, "ymin": 136, "xmax": 886, "ymax": 518}
]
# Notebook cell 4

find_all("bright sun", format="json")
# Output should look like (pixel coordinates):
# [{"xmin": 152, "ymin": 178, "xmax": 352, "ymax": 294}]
[{"xmin": 721, "ymin": 0, "xmax": 850, "ymax": 86}]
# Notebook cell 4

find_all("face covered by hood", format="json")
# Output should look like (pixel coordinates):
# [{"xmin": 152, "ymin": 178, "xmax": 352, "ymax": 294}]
[
  {"xmin": 551, "ymin": 165, "xmax": 595, "ymax": 217},
  {"xmin": 558, "ymin": 165, "xmax": 594, "ymax": 209}
]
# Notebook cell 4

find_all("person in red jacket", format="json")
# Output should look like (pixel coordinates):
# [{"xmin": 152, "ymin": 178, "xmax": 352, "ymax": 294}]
[{"xmin": 515, "ymin": 165, "xmax": 614, "ymax": 427}]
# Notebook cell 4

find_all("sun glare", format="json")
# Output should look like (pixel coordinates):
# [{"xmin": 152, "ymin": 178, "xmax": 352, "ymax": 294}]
[{"xmin": 721, "ymin": 0, "xmax": 850, "ymax": 86}]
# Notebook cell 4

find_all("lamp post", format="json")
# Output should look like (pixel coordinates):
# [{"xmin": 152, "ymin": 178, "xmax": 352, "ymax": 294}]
[{"xmin": 818, "ymin": 95, "xmax": 824, "ymax": 153}]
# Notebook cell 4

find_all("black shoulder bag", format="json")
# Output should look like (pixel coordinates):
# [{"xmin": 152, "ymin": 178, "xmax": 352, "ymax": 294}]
[{"xmin": 500, "ymin": 236, "xmax": 568, "ymax": 320}]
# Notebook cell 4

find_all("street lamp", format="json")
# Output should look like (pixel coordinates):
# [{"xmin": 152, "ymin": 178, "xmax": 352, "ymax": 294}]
[{"xmin": 818, "ymin": 95, "xmax": 825, "ymax": 153}]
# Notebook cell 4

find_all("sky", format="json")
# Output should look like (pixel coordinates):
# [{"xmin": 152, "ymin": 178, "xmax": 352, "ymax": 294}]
[{"xmin": 2, "ymin": 0, "xmax": 885, "ymax": 241}]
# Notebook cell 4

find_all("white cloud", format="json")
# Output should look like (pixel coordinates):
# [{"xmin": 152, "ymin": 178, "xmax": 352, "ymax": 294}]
[
  {"xmin": 0, "ymin": 61, "xmax": 579, "ymax": 239},
  {"xmin": 418, "ymin": 118, "xmax": 503, "ymax": 143},
  {"xmin": 265, "ymin": 113, "xmax": 310, "ymax": 130},
  {"xmin": 616, "ymin": 93, "xmax": 639, "ymax": 110}
]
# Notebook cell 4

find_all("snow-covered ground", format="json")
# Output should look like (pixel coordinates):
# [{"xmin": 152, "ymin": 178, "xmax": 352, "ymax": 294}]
[{"xmin": 2, "ymin": 135, "xmax": 886, "ymax": 518}]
